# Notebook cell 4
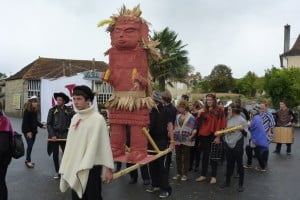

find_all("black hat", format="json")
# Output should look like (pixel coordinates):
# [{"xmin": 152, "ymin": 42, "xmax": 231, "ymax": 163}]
[
  {"xmin": 54, "ymin": 92, "xmax": 70, "ymax": 104},
  {"xmin": 73, "ymin": 85, "xmax": 94, "ymax": 102},
  {"xmin": 152, "ymin": 90, "xmax": 162, "ymax": 103}
]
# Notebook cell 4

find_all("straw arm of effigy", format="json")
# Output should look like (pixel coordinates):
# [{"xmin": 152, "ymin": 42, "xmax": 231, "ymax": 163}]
[{"xmin": 215, "ymin": 125, "xmax": 243, "ymax": 136}]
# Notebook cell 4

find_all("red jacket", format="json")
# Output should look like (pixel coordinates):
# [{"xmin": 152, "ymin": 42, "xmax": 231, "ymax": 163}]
[{"xmin": 198, "ymin": 106, "xmax": 226, "ymax": 136}]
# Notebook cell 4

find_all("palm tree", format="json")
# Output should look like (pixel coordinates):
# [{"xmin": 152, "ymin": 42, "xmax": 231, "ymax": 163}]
[{"xmin": 150, "ymin": 27, "xmax": 190, "ymax": 91}]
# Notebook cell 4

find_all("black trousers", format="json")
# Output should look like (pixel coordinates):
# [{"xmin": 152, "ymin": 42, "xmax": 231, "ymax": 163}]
[
  {"xmin": 72, "ymin": 166, "xmax": 102, "ymax": 200},
  {"xmin": 225, "ymin": 141, "xmax": 244, "ymax": 186},
  {"xmin": 246, "ymin": 145, "xmax": 269, "ymax": 168},
  {"xmin": 126, "ymin": 163, "xmax": 150, "ymax": 181},
  {"xmin": 198, "ymin": 135, "xmax": 218, "ymax": 177},
  {"xmin": 189, "ymin": 136, "xmax": 201, "ymax": 169},
  {"xmin": 52, "ymin": 141, "xmax": 66, "ymax": 173},
  {"xmin": 0, "ymin": 151, "xmax": 12, "ymax": 200},
  {"xmin": 275, "ymin": 143, "xmax": 291, "ymax": 153},
  {"xmin": 24, "ymin": 133, "xmax": 37, "ymax": 162},
  {"xmin": 245, "ymin": 145, "xmax": 254, "ymax": 165},
  {"xmin": 149, "ymin": 153, "xmax": 172, "ymax": 194},
  {"xmin": 254, "ymin": 146, "xmax": 269, "ymax": 169}
]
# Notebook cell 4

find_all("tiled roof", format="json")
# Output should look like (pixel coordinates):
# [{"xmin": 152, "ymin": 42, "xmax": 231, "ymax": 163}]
[
  {"xmin": 281, "ymin": 34, "xmax": 300, "ymax": 57},
  {"xmin": 7, "ymin": 57, "xmax": 108, "ymax": 80}
]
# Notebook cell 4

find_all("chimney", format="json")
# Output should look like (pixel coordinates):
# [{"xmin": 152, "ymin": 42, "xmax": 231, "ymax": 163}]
[{"xmin": 284, "ymin": 24, "xmax": 290, "ymax": 53}]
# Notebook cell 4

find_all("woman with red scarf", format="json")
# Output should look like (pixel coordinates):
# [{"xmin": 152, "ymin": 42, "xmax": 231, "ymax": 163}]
[
  {"xmin": 0, "ymin": 103, "xmax": 14, "ymax": 200},
  {"xmin": 195, "ymin": 94, "xmax": 226, "ymax": 184}
]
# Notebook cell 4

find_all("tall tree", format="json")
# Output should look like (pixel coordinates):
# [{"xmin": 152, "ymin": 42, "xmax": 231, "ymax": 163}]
[
  {"xmin": 265, "ymin": 67, "xmax": 300, "ymax": 108},
  {"xmin": 0, "ymin": 72, "xmax": 7, "ymax": 79},
  {"xmin": 150, "ymin": 27, "xmax": 190, "ymax": 91},
  {"xmin": 208, "ymin": 64, "xmax": 234, "ymax": 92},
  {"xmin": 239, "ymin": 71, "xmax": 258, "ymax": 97}
]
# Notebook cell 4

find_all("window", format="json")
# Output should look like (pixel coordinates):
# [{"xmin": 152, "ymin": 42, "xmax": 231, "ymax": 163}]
[
  {"xmin": 95, "ymin": 82, "xmax": 113, "ymax": 104},
  {"xmin": 28, "ymin": 80, "xmax": 41, "ymax": 98}
]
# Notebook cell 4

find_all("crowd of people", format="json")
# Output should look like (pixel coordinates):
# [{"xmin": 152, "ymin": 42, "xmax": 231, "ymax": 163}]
[{"xmin": 0, "ymin": 86, "xmax": 297, "ymax": 200}]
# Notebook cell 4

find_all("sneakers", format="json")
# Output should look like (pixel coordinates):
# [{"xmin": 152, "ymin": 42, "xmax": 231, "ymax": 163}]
[
  {"xmin": 180, "ymin": 175, "xmax": 188, "ymax": 181},
  {"xmin": 172, "ymin": 174, "xmax": 181, "ymax": 180},
  {"xmin": 158, "ymin": 191, "xmax": 170, "ymax": 198},
  {"xmin": 273, "ymin": 150, "xmax": 280, "ymax": 154},
  {"xmin": 53, "ymin": 173, "xmax": 60, "ymax": 179},
  {"xmin": 255, "ymin": 166, "xmax": 267, "ymax": 172},
  {"xmin": 287, "ymin": 152, "xmax": 291, "ymax": 155},
  {"xmin": 146, "ymin": 186, "xmax": 160, "ymax": 193},
  {"xmin": 195, "ymin": 176, "xmax": 206, "ymax": 182}
]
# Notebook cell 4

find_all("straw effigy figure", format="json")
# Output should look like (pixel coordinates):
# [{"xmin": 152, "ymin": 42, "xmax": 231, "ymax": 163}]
[{"xmin": 98, "ymin": 5, "xmax": 161, "ymax": 162}]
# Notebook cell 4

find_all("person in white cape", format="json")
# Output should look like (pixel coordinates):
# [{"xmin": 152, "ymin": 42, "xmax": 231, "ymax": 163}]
[{"xmin": 59, "ymin": 85, "xmax": 114, "ymax": 200}]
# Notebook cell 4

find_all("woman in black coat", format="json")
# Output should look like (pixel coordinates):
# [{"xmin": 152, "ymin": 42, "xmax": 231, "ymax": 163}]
[
  {"xmin": 22, "ymin": 96, "xmax": 45, "ymax": 168},
  {"xmin": 0, "ymin": 103, "xmax": 14, "ymax": 200}
]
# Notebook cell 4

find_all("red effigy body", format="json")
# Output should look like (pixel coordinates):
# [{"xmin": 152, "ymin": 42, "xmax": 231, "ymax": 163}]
[{"xmin": 105, "ymin": 16, "xmax": 153, "ymax": 162}]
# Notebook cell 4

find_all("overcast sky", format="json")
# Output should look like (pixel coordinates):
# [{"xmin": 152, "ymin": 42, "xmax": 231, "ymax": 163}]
[{"xmin": 1, "ymin": 0, "xmax": 300, "ymax": 78}]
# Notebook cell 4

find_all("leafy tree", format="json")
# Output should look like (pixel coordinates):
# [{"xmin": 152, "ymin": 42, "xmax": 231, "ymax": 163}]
[
  {"xmin": 189, "ymin": 72, "xmax": 202, "ymax": 92},
  {"xmin": 150, "ymin": 27, "xmax": 191, "ymax": 91},
  {"xmin": 239, "ymin": 71, "xmax": 258, "ymax": 97},
  {"xmin": 264, "ymin": 67, "xmax": 300, "ymax": 108},
  {"xmin": 255, "ymin": 77, "xmax": 265, "ymax": 95},
  {"xmin": 0, "ymin": 72, "xmax": 7, "ymax": 79},
  {"xmin": 207, "ymin": 64, "xmax": 234, "ymax": 92},
  {"xmin": 198, "ymin": 79, "xmax": 211, "ymax": 93}
]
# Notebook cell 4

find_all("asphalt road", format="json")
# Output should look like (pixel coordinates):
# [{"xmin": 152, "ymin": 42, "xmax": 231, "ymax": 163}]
[{"xmin": 6, "ymin": 117, "xmax": 300, "ymax": 200}]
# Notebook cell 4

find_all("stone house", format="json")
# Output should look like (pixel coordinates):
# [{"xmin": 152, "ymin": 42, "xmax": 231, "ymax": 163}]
[
  {"xmin": 5, "ymin": 57, "xmax": 110, "ymax": 117},
  {"xmin": 280, "ymin": 24, "xmax": 300, "ymax": 68}
]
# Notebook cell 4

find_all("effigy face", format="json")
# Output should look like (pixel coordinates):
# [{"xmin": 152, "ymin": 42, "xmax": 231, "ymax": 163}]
[{"xmin": 111, "ymin": 20, "xmax": 141, "ymax": 50}]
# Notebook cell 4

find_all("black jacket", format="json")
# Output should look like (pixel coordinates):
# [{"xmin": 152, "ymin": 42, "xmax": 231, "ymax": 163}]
[
  {"xmin": 47, "ymin": 105, "xmax": 74, "ymax": 139},
  {"xmin": 149, "ymin": 103, "xmax": 173, "ymax": 150},
  {"xmin": 21, "ymin": 109, "xmax": 43, "ymax": 134}
]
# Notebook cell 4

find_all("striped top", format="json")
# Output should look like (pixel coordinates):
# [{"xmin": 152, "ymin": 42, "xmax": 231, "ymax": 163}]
[
  {"xmin": 260, "ymin": 112, "xmax": 275, "ymax": 133},
  {"xmin": 174, "ymin": 112, "xmax": 196, "ymax": 146}
]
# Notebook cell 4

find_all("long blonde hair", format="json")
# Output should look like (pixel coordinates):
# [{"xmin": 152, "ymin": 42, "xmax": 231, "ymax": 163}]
[{"xmin": 25, "ymin": 99, "xmax": 38, "ymax": 112}]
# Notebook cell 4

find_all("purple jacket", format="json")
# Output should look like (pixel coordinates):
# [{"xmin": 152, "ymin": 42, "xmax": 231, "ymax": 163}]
[{"xmin": 250, "ymin": 115, "xmax": 268, "ymax": 148}]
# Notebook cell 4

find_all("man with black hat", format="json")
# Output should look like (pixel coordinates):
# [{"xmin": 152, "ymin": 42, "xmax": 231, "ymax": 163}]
[{"xmin": 47, "ymin": 92, "xmax": 75, "ymax": 179}]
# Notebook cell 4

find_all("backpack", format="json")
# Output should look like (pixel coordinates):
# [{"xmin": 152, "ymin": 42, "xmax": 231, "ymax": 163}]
[{"xmin": 12, "ymin": 131, "xmax": 25, "ymax": 159}]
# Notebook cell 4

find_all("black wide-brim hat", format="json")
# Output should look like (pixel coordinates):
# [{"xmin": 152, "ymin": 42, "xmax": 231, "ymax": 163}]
[{"xmin": 54, "ymin": 92, "xmax": 70, "ymax": 104}]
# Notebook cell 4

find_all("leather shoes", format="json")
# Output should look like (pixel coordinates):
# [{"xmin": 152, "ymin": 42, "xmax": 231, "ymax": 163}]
[
  {"xmin": 128, "ymin": 178, "xmax": 137, "ymax": 184},
  {"xmin": 25, "ymin": 161, "xmax": 34, "ymax": 168},
  {"xmin": 195, "ymin": 176, "xmax": 206, "ymax": 182}
]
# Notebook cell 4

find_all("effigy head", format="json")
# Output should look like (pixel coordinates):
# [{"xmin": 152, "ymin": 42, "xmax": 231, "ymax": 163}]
[
  {"xmin": 98, "ymin": 4, "xmax": 161, "ymax": 60},
  {"xmin": 111, "ymin": 16, "xmax": 147, "ymax": 50}
]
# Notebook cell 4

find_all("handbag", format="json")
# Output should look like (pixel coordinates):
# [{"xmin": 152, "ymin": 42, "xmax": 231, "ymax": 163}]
[{"xmin": 12, "ymin": 131, "xmax": 25, "ymax": 159}]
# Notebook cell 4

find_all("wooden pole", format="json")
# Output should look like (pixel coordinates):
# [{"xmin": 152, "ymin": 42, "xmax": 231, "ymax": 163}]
[
  {"xmin": 47, "ymin": 139, "xmax": 67, "ymax": 142},
  {"xmin": 113, "ymin": 148, "xmax": 171, "ymax": 180},
  {"xmin": 142, "ymin": 127, "xmax": 160, "ymax": 153}
]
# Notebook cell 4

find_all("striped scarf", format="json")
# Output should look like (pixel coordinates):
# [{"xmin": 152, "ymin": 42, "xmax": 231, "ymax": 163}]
[{"xmin": 277, "ymin": 109, "xmax": 292, "ymax": 126}]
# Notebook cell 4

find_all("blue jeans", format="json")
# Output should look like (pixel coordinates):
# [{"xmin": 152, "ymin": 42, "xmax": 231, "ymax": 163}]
[{"xmin": 24, "ymin": 133, "xmax": 37, "ymax": 162}]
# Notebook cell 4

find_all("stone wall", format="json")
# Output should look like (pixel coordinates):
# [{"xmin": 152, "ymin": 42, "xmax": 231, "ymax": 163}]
[
  {"xmin": 5, "ymin": 79, "xmax": 28, "ymax": 117},
  {"xmin": 287, "ymin": 55, "xmax": 300, "ymax": 68}
]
